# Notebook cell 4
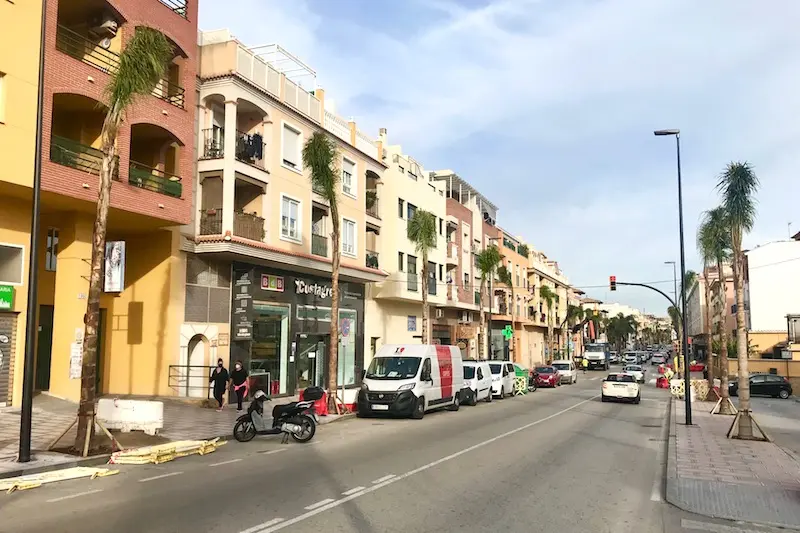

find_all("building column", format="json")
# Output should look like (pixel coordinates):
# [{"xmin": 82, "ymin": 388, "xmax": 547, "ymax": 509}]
[{"xmin": 222, "ymin": 100, "xmax": 238, "ymax": 236}]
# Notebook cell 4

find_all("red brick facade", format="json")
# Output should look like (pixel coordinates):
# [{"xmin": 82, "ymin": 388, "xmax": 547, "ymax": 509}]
[
  {"xmin": 41, "ymin": 0, "xmax": 197, "ymax": 225},
  {"xmin": 447, "ymin": 198, "xmax": 475, "ymax": 305}
]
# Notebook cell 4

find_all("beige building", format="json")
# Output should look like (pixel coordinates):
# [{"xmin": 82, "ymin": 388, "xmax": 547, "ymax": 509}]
[{"xmin": 527, "ymin": 248, "xmax": 571, "ymax": 363}]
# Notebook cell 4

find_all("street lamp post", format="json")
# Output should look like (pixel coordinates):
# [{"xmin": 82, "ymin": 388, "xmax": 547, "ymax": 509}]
[{"xmin": 655, "ymin": 129, "xmax": 692, "ymax": 425}]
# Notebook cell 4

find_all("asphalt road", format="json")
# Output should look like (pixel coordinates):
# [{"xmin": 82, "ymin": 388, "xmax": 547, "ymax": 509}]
[
  {"xmin": 0, "ymin": 371, "xmax": 787, "ymax": 533},
  {"xmin": 746, "ymin": 395, "xmax": 800, "ymax": 457}
]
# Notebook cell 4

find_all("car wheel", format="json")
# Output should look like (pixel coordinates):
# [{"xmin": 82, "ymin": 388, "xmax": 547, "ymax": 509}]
[
  {"xmin": 448, "ymin": 394, "xmax": 460, "ymax": 411},
  {"xmin": 779, "ymin": 389, "xmax": 790, "ymax": 399},
  {"xmin": 634, "ymin": 394, "xmax": 641, "ymax": 404},
  {"xmin": 411, "ymin": 396, "xmax": 425, "ymax": 419},
  {"xmin": 470, "ymin": 389, "xmax": 478, "ymax": 406},
  {"xmin": 499, "ymin": 386, "xmax": 505, "ymax": 399},
  {"xmin": 486, "ymin": 389, "xmax": 493, "ymax": 402}
]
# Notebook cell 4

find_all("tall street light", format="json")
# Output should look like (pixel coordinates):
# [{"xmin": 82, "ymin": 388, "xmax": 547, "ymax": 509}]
[{"xmin": 655, "ymin": 128, "xmax": 691, "ymax": 425}]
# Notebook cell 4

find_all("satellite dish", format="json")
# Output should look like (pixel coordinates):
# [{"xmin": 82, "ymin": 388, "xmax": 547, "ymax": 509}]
[{"xmin": 99, "ymin": 37, "xmax": 112, "ymax": 49}]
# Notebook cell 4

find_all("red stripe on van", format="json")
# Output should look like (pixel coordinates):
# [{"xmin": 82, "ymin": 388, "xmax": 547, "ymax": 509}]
[{"xmin": 435, "ymin": 345, "xmax": 453, "ymax": 399}]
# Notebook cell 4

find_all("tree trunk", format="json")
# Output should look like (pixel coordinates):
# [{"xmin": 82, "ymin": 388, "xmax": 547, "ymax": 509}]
[
  {"xmin": 421, "ymin": 252, "xmax": 429, "ymax": 344},
  {"xmin": 547, "ymin": 306, "xmax": 553, "ymax": 363},
  {"xmin": 327, "ymin": 204, "xmax": 341, "ymax": 413},
  {"xmin": 702, "ymin": 266, "xmax": 714, "ymax": 387},
  {"xmin": 716, "ymin": 258, "xmax": 732, "ymax": 414},
  {"xmin": 74, "ymin": 111, "xmax": 119, "ymax": 454},
  {"xmin": 509, "ymin": 288, "xmax": 514, "ymax": 361},
  {"xmin": 732, "ymin": 243, "xmax": 753, "ymax": 437},
  {"xmin": 478, "ymin": 279, "xmax": 486, "ymax": 359}
]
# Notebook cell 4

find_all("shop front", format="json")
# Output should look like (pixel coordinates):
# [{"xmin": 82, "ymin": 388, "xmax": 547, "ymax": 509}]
[{"xmin": 230, "ymin": 263, "xmax": 365, "ymax": 397}]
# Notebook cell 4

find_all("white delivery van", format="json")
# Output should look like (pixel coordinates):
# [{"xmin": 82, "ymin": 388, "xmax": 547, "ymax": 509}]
[
  {"xmin": 357, "ymin": 344, "xmax": 464, "ymax": 419},
  {"xmin": 462, "ymin": 360, "xmax": 493, "ymax": 405}
]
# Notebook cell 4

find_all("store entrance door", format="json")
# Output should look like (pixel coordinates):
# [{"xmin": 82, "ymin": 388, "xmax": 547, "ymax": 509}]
[{"xmin": 294, "ymin": 334, "xmax": 327, "ymax": 393}]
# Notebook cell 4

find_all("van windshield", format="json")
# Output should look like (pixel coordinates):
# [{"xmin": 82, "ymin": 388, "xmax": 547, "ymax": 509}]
[
  {"xmin": 552, "ymin": 363, "xmax": 570, "ymax": 371},
  {"xmin": 463, "ymin": 366, "xmax": 475, "ymax": 379},
  {"xmin": 489, "ymin": 363, "xmax": 502, "ymax": 374},
  {"xmin": 365, "ymin": 357, "xmax": 421, "ymax": 380}
]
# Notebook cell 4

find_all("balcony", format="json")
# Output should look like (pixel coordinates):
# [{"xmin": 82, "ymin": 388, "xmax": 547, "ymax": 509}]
[
  {"xmin": 311, "ymin": 233, "xmax": 327, "ymax": 257},
  {"xmin": 152, "ymin": 78, "xmax": 186, "ymax": 109},
  {"xmin": 366, "ymin": 250, "xmax": 379, "ymax": 269},
  {"xmin": 56, "ymin": 25, "xmax": 120, "ymax": 75},
  {"xmin": 199, "ymin": 209, "xmax": 222, "ymax": 235},
  {"xmin": 407, "ymin": 272, "xmax": 418, "ymax": 292},
  {"xmin": 366, "ymin": 193, "xmax": 380, "ymax": 219},
  {"xmin": 159, "ymin": 0, "xmax": 188, "ymax": 18},
  {"xmin": 198, "ymin": 208, "xmax": 265, "ymax": 241},
  {"xmin": 200, "ymin": 128, "xmax": 224, "ymax": 159},
  {"xmin": 235, "ymin": 130, "xmax": 266, "ymax": 170},
  {"xmin": 129, "ymin": 162, "xmax": 182, "ymax": 198},
  {"xmin": 50, "ymin": 136, "xmax": 118, "ymax": 178}
]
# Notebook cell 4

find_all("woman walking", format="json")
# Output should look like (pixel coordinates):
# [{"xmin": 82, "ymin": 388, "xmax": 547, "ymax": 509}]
[
  {"xmin": 230, "ymin": 360, "xmax": 249, "ymax": 411},
  {"xmin": 209, "ymin": 358, "xmax": 229, "ymax": 412}
]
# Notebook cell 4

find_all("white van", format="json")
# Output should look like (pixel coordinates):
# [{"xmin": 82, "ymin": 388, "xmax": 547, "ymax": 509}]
[
  {"xmin": 551, "ymin": 360, "xmax": 577, "ymax": 384},
  {"xmin": 489, "ymin": 361, "xmax": 515, "ymax": 398},
  {"xmin": 357, "ymin": 344, "xmax": 464, "ymax": 419},
  {"xmin": 462, "ymin": 360, "xmax": 493, "ymax": 405}
]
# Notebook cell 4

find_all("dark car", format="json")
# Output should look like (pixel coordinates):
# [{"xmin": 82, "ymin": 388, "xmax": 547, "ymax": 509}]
[{"xmin": 729, "ymin": 373, "xmax": 793, "ymax": 399}]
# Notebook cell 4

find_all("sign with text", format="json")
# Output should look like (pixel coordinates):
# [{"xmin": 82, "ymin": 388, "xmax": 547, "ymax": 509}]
[
  {"xmin": 233, "ymin": 268, "xmax": 254, "ymax": 340},
  {"xmin": 261, "ymin": 274, "xmax": 284, "ymax": 292},
  {"xmin": 0, "ymin": 285, "xmax": 14, "ymax": 310},
  {"xmin": 104, "ymin": 241, "xmax": 126, "ymax": 293}
]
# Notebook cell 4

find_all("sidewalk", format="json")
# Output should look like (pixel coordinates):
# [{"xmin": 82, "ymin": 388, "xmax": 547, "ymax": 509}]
[
  {"xmin": 666, "ymin": 397, "xmax": 800, "ymax": 529},
  {"xmin": 0, "ymin": 393, "xmax": 352, "ymax": 478}
]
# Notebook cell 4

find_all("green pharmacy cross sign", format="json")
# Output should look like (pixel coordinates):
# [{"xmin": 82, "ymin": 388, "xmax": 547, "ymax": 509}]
[
  {"xmin": 502, "ymin": 325, "xmax": 513, "ymax": 340},
  {"xmin": 0, "ymin": 285, "xmax": 14, "ymax": 311}
]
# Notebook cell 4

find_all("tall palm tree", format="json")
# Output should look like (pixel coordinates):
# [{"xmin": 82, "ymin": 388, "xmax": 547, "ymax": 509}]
[
  {"xmin": 303, "ymin": 131, "xmax": 341, "ymax": 412},
  {"xmin": 496, "ymin": 265, "xmax": 514, "ymax": 355},
  {"xmin": 476, "ymin": 245, "xmax": 502, "ymax": 359},
  {"xmin": 74, "ymin": 28, "xmax": 174, "ymax": 454},
  {"xmin": 539, "ymin": 285, "xmax": 556, "ymax": 361},
  {"xmin": 717, "ymin": 162, "xmax": 760, "ymax": 437},
  {"xmin": 407, "ymin": 209, "xmax": 438, "ymax": 344}
]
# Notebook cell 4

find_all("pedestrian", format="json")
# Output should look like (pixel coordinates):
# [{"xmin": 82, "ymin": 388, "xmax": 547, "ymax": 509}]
[
  {"xmin": 582, "ymin": 358, "xmax": 588, "ymax": 374},
  {"xmin": 230, "ymin": 360, "xmax": 249, "ymax": 412},
  {"xmin": 209, "ymin": 358, "xmax": 229, "ymax": 412}
]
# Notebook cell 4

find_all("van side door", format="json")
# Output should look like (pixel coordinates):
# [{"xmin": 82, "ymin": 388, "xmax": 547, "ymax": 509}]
[
  {"xmin": 477, "ymin": 365, "xmax": 489, "ymax": 396},
  {"xmin": 419, "ymin": 358, "xmax": 434, "ymax": 408}
]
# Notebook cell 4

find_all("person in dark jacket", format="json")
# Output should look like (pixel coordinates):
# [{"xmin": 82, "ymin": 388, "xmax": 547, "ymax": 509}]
[
  {"xmin": 210, "ymin": 358, "xmax": 229, "ymax": 411},
  {"xmin": 230, "ymin": 361, "xmax": 249, "ymax": 411}
]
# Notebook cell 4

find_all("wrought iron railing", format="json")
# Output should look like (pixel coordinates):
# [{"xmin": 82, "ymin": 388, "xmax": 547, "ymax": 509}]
[
  {"xmin": 152, "ymin": 77, "xmax": 186, "ymax": 108},
  {"xmin": 311, "ymin": 233, "xmax": 327, "ymax": 257},
  {"xmin": 129, "ymin": 161, "xmax": 182, "ymax": 198},
  {"xmin": 158, "ymin": 0, "xmax": 188, "ymax": 18},
  {"xmin": 200, "ymin": 128, "xmax": 224, "ymax": 159},
  {"xmin": 56, "ymin": 25, "xmax": 120, "ymax": 74},
  {"xmin": 366, "ymin": 192, "xmax": 379, "ymax": 218},
  {"xmin": 199, "ymin": 208, "xmax": 222, "ymax": 235},
  {"xmin": 168, "ymin": 365, "xmax": 212, "ymax": 399},
  {"xmin": 50, "ymin": 136, "xmax": 119, "ymax": 178},
  {"xmin": 235, "ymin": 130, "xmax": 266, "ymax": 169},
  {"xmin": 366, "ymin": 250, "xmax": 379, "ymax": 269},
  {"xmin": 234, "ymin": 212, "xmax": 266, "ymax": 241}
]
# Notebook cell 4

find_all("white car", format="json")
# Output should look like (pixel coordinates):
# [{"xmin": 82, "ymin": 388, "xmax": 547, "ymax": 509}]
[
  {"xmin": 462, "ymin": 360, "xmax": 493, "ymax": 405},
  {"xmin": 623, "ymin": 352, "xmax": 640, "ymax": 365},
  {"xmin": 602, "ymin": 373, "xmax": 641, "ymax": 403},
  {"xmin": 551, "ymin": 360, "xmax": 577, "ymax": 384},
  {"xmin": 622, "ymin": 364, "xmax": 645, "ymax": 383},
  {"xmin": 489, "ymin": 362, "xmax": 515, "ymax": 399},
  {"xmin": 651, "ymin": 353, "xmax": 667, "ymax": 365}
]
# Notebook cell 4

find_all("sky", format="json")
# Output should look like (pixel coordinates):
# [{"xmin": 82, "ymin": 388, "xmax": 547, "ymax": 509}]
[{"xmin": 199, "ymin": 0, "xmax": 800, "ymax": 317}]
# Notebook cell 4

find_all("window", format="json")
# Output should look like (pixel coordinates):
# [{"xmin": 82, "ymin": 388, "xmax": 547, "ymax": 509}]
[
  {"xmin": 342, "ymin": 157, "xmax": 356, "ymax": 197},
  {"xmin": 398, "ymin": 199, "xmax": 405, "ymax": 219},
  {"xmin": 184, "ymin": 255, "xmax": 231, "ymax": 323},
  {"xmin": 463, "ymin": 272, "xmax": 469, "ymax": 287},
  {"xmin": 407, "ymin": 203, "xmax": 417, "ymax": 220},
  {"xmin": 0, "ymin": 72, "xmax": 5, "ymax": 124},
  {"xmin": 438, "ymin": 264, "xmax": 443, "ymax": 281},
  {"xmin": 439, "ymin": 218, "xmax": 443, "ymax": 236},
  {"xmin": 0, "ymin": 243, "xmax": 24, "ymax": 285},
  {"xmin": 280, "ymin": 195, "xmax": 301, "ymax": 242},
  {"xmin": 342, "ymin": 218, "xmax": 356, "ymax": 257},
  {"xmin": 398, "ymin": 165, "xmax": 405, "ymax": 174},
  {"xmin": 45, "ymin": 228, "xmax": 59, "ymax": 272},
  {"xmin": 281, "ymin": 123, "xmax": 302, "ymax": 170},
  {"xmin": 398, "ymin": 252, "xmax": 405, "ymax": 272},
  {"xmin": 407, "ymin": 254, "xmax": 418, "ymax": 291}
]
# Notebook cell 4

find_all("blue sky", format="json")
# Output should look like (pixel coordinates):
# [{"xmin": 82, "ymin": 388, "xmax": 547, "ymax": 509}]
[{"xmin": 199, "ymin": 0, "xmax": 800, "ymax": 316}]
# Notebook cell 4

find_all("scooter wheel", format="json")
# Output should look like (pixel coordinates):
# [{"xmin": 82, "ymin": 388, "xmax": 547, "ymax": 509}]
[
  {"xmin": 233, "ymin": 419, "xmax": 257, "ymax": 442},
  {"xmin": 289, "ymin": 415, "xmax": 316, "ymax": 443}
]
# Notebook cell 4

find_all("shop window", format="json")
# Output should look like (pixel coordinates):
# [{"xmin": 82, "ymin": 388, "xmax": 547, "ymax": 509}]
[
  {"xmin": 0, "ymin": 243, "xmax": 24, "ymax": 285},
  {"xmin": 184, "ymin": 255, "xmax": 230, "ymax": 323},
  {"xmin": 45, "ymin": 228, "xmax": 59, "ymax": 272},
  {"xmin": 252, "ymin": 303, "xmax": 290, "ymax": 395},
  {"xmin": 338, "ymin": 309, "xmax": 358, "ymax": 386}
]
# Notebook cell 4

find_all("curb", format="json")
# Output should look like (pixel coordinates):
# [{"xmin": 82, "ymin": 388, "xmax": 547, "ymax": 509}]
[{"xmin": 0, "ymin": 453, "xmax": 111, "ymax": 480}]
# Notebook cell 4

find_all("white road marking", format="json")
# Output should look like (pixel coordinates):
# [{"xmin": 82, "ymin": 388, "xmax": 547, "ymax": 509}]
[
  {"xmin": 46, "ymin": 489, "xmax": 103, "ymax": 503},
  {"xmin": 209, "ymin": 458, "xmax": 242, "ymax": 467},
  {"xmin": 138, "ymin": 471, "xmax": 184, "ymax": 483},
  {"xmin": 371, "ymin": 474, "xmax": 395, "ymax": 484},
  {"xmin": 589, "ymin": 377, "xmax": 599, "ymax": 381},
  {"xmin": 304, "ymin": 498, "xmax": 335, "ymax": 510},
  {"xmin": 240, "ymin": 518, "xmax": 285, "ymax": 533},
  {"xmin": 681, "ymin": 518, "xmax": 773, "ymax": 533},
  {"xmin": 239, "ymin": 395, "xmax": 598, "ymax": 533},
  {"xmin": 342, "ymin": 486, "xmax": 365, "ymax": 496},
  {"xmin": 261, "ymin": 448, "xmax": 288, "ymax": 455}
]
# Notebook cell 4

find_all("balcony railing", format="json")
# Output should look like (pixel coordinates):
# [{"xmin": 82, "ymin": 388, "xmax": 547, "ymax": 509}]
[
  {"xmin": 366, "ymin": 250, "xmax": 379, "ymax": 269},
  {"xmin": 129, "ymin": 161, "xmax": 182, "ymax": 198},
  {"xmin": 159, "ymin": 0, "xmax": 188, "ymax": 18},
  {"xmin": 234, "ymin": 212, "xmax": 266, "ymax": 242},
  {"xmin": 50, "ymin": 136, "xmax": 118, "ymax": 178},
  {"xmin": 311, "ymin": 233, "xmax": 327, "ymax": 257},
  {"xmin": 200, "ymin": 128, "xmax": 224, "ymax": 159},
  {"xmin": 56, "ymin": 25, "xmax": 120, "ymax": 74},
  {"xmin": 366, "ymin": 192, "xmax": 379, "ymax": 218},
  {"xmin": 236, "ymin": 130, "xmax": 266, "ymax": 169},
  {"xmin": 152, "ymin": 78, "xmax": 186, "ymax": 109},
  {"xmin": 428, "ymin": 276, "xmax": 437, "ymax": 296},
  {"xmin": 199, "ymin": 209, "xmax": 222, "ymax": 235},
  {"xmin": 474, "ymin": 292, "xmax": 481, "ymax": 306},
  {"xmin": 407, "ymin": 272, "xmax": 418, "ymax": 292}
]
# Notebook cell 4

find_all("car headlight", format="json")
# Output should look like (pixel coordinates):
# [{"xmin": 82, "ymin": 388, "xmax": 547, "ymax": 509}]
[{"xmin": 397, "ymin": 383, "xmax": 415, "ymax": 391}]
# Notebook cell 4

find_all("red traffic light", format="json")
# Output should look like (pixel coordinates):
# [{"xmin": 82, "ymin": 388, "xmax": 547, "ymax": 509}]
[{"xmin": 609, "ymin": 276, "xmax": 617, "ymax": 291}]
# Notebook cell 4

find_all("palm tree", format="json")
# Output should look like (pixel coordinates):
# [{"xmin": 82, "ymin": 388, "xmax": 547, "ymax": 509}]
[
  {"xmin": 476, "ymin": 245, "xmax": 502, "ymax": 359},
  {"xmin": 606, "ymin": 314, "xmax": 637, "ymax": 354},
  {"xmin": 74, "ymin": 28, "xmax": 174, "ymax": 454},
  {"xmin": 407, "ymin": 209, "xmax": 438, "ymax": 344},
  {"xmin": 566, "ymin": 305, "xmax": 584, "ymax": 357},
  {"xmin": 539, "ymin": 285, "xmax": 556, "ymax": 361},
  {"xmin": 303, "ymin": 131, "xmax": 341, "ymax": 412},
  {"xmin": 496, "ymin": 265, "xmax": 514, "ymax": 355},
  {"xmin": 717, "ymin": 161, "xmax": 760, "ymax": 438}
]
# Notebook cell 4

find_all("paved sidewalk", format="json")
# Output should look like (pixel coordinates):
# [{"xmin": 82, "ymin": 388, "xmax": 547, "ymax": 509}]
[{"xmin": 666, "ymin": 398, "xmax": 800, "ymax": 529}]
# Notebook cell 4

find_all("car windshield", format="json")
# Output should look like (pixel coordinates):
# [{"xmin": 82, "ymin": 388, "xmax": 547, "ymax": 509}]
[
  {"xmin": 585, "ymin": 344, "xmax": 605, "ymax": 352},
  {"xmin": 365, "ymin": 357, "xmax": 421, "ymax": 380},
  {"xmin": 624, "ymin": 365, "xmax": 642, "ymax": 371},
  {"xmin": 535, "ymin": 367, "xmax": 554, "ymax": 374},
  {"xmin": 463, "ymin": 366, "xmax": 475, "ymax": 379},
  {"xmin": 489, "ymin": 363, "xmax": 502, "ymax": 374},
  {"xmin": 624, "ymin": 353, "xmax": 637, "ymax": 357},
  {"xmin": 552, "ymin": 363, "xmax": 570, "ymax": 371},
  {"xmin": 606, "ymin": 374, "xmax": 635, "ymax": 383}
]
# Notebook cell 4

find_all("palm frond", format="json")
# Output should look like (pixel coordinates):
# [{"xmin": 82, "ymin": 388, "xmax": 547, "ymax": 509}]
[
  {"xmin": 476, "ymin": 245, "xmax": 502, "ymax": 280},
  {"xmin": 496, "ymin": 266, "xmax": 513, "ymax": 287},
  {"xmin": 107, "ymin": 27, "xmax": 173, "ymax": 114},
  {"xmin": 407, "ymin": 209, "xmax": 438, "ymax": 255},
  {"xmin": 717, "ymin": 161, "xmax": 759, "ymax": 234},
  {"xmin": 302, "ymin": 132, "xmax": 339, "ymax": 200}
]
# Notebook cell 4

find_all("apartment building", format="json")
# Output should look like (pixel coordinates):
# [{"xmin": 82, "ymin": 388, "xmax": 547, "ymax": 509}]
[
  {"xmin": 187, "ymin": 30, "xmax": 386, "ymax": 400},
  {"xmin": 527, "ymin": 249, "xmax": 571, "ymax": 364},
  {"xmin": 1, "ymin": 0, "xmax": 198, "ymax": 406},
  {"xmin": 364, "ymin": 133, "xmax": 447, "ymax": 361}
]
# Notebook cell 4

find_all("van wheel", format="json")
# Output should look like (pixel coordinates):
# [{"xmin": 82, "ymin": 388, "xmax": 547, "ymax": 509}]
[
  {"xmin": 470, "ymin": 390, "xmax": 478, "ymax": 406},
  {"xmin": 485, "ymin": 390, "xmax": 493, "ymax": 403},
  {"xmin": 411, "ymin": 396, "xmax": 425, "ymax": 419},
  {"xmin": 499, "ymin": 387, "xmax": 505, "ymax": 399},
  {"xmin": 448, "ymin": 395, "xmax": 460, "ymax": 411}
]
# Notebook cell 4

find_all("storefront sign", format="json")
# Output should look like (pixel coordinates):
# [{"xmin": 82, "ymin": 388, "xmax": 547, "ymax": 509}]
[
  {"xmin": 104, "ymin": 241, "xmax": 126, "ymax": 293},
  {"xmin": 261, "ymin": 274, "xmax": 284, "ymax": 292},
  {"xmin": 233, "ymin": 269, "xmax": 253, "ymax": 340},
  {"xmin": 0, "ymin": 286, "xmax": 14, "ymax": 311},
  {"xmin": 218, "ymin": 333, "xmax": 229, "ymax": 346},
  {"xmin": 295, "ymin": 279, "xmax": 333, "ymax": 299},
  {"xmin": 0, "ymin": 318, "xmax": 12, "ymax": 406},
  {"xmin": 69, "ymin": 342, "xmax": 83, "ymax": 379},
  {"xmin": 407, "ymin": 316, "xmax": 417, "ymax": 332}
]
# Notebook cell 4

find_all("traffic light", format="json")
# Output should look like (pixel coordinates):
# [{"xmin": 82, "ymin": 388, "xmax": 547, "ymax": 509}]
[{"xmin": 610, "ymin": 275, "xmax": 617, "ymax": 291}]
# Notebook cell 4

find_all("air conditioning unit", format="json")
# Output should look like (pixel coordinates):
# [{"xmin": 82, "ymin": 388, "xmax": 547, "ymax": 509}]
[
  {"xmin": 435, "ymin": 309, "xmax": 444, "ymax": 319},
  {"xmin": 89, "ymin": 12, "xmax": 119, "ymax": 39}
]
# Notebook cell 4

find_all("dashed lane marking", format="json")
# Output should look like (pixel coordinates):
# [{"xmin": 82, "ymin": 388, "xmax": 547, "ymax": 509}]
[
  {"xmin": 342, "ymin": 486, "xmax": 365, "ymax": 496},
  {"xmin": 371, "ymin": 474, "xmax": 395, "ymax": 484},
  {"xmin": 259, "ymin": 448, "xmax": 288, "ymax": 455},
  {"xmin": 47, "ymin": 489, "xmax": 103, "ymax": 503},
  {"xmin": 304, "ymin": 498, "xmax": 335, "ymax": 511},
  {"xmin": 209, "ymin": 458, "xmax": 242, "ymax": 467},
  {"xmin": 240, "ymin": 518, "xmax": 285, "ymax": 533},
  {"xmin": 138, "ymin": 472, "xmax": 183, "ymax": 483}
]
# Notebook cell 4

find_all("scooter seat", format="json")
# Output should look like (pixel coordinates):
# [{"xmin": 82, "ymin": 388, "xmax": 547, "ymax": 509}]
[{"xmin": 272, "ymin": 402, "xmax": 298, "ymax": 419}]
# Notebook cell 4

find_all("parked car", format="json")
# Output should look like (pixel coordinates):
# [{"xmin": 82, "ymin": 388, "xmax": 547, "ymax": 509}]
[
  {"xmin": 602, "ymin": 373, "xmax": 641, "ymax": 403},
  {"xmin": 651, "ymin": 353, "xmax": 667, "ymax": 365},
  {"xmin": 608, "ymin": 351, "xmax": 620, "ymax": 364},
  {"xmin": 489, "ymin": 361, "xmax": 516, "ymax": 399},
  {"xmin": 623, "ymin": 352, "xmax": 640, "ymax": 365},
  {"xmin": 534, "ymin": 366, "xmax": 561, "ymax": 388},
  {"xmin": 729, "ymin": 373, "xmax": 793, "ymax": 399},
  {"xmin": 462, "ymin": 360, "xmax": 493, "ymax": 405},
  {"xmin": 622, "ymin": 364, "xmax": 645, "ymax": 383},
  {"xmin": 551, "ymin": 360, "xmax": 577, "ymax": 384}
]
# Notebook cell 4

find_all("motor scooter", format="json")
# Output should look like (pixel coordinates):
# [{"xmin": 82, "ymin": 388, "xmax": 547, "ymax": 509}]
[
  {"xmin": 233, "ymin": 389, "xmax": 319, "ymax": 443},
  {"xmin": 528, "ymin": 371, "xmax": 538, "ymax": 392}
]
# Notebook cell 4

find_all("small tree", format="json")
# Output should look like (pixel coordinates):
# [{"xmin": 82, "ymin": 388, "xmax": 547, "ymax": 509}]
[
  {"xmin": 303, "ymin": 132, "xmax": 341, "ymax": 412},
  {"xmin": 539, "ymin": 285, "xmax": 556, "ymax": 362},
  {"xmin": 74, "ymin": 28, "xmax": 174, "ymax": 454},
  {"xmin": 407, "ymin": 209, "xmax": 438, "ymax": 344},
  {"xmin": 476, "ymin": 245, "xmax": 502, "ymax": 359}
]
